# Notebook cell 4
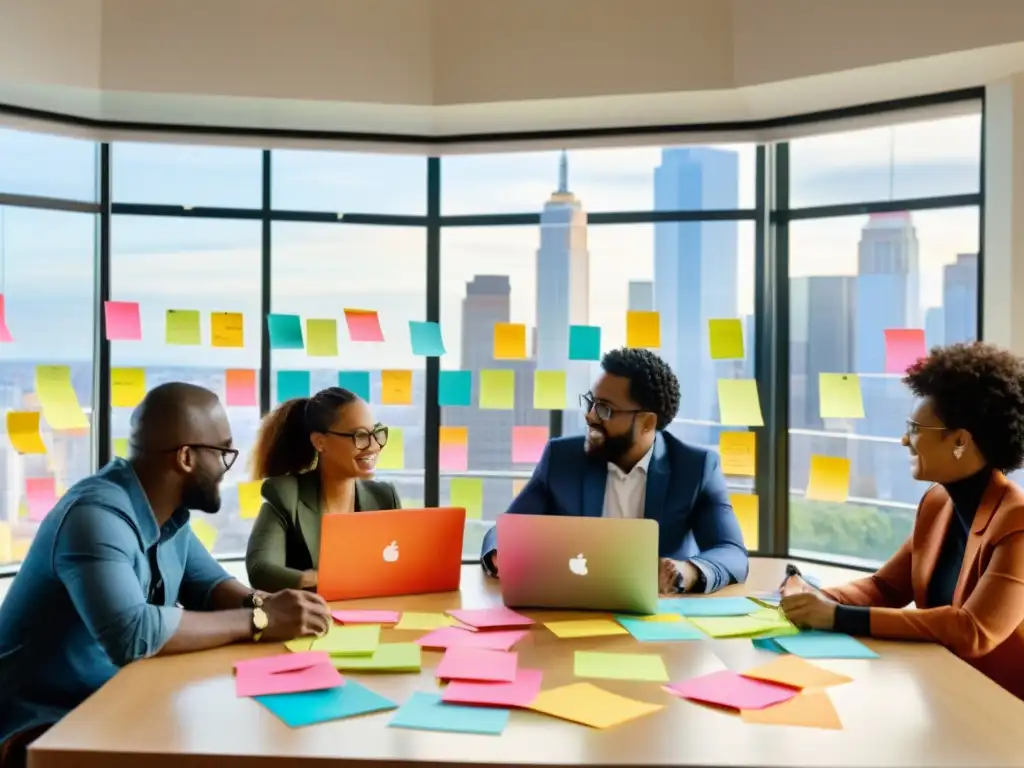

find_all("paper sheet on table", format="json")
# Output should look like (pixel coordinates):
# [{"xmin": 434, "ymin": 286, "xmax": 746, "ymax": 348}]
[
  {"xmin": 717, "ymin": 379, "xmax": 764, "ymax": 426},
  {"xmin": 730, "ymin": 494, "xmax": 759, "ymax": 549},
  {"xmin": 528, "ymin": 683, "xmax": 663, "ymax": 729},
  {"xmin": 305, "ymin": 318, "xmax": 339, "ymax": 356},
  {"xmin": 719, "ymin": 431, "xmax": 755, "ymax": 476},
  {"xmin": 568, "ymin": 325, "xmax": 601, "ymax": 360},
  {"xmin": 448, "ymin": 606, "xmax": 533, "ymax": 629},
  {"xmin": 337, "ymin": 371, "xmax": 371, "ymax": 401},
  {"xmin": 35, "ymin": 365, "xmax": 88, "ymax": 430},
  {"xmin": 211, "ymin": 311, "xmax": 244, "ymax": 347},
  {"xmin": 574, "ymin": 651, "xmax": 669, "ymax": 682},
  {"xmin": 389, "ymin": 692, "xmax": 509, "ymax": 735},
  {"xmin": 533, "ymin": 370, "xmax": 567, "ymax": 410},
  {"xmin": 626, "ymin": 311, "xmax": 660, "ymax": 348},
  {"xmin": 775, "ymin": 631, "xmax": 879, "ymax": 659},
  {"xmin": 104, "ymin": 301, "xmax": 142, "ymax": 341},
  {"xmin": 667, "ymin": 670, "xmax": 796, "ymax": 710},
  {"xmin": 394, "ymin": 612, "xmax": 458, "ymax": 630},
  {"xmin": 256, "ymin": 679, "xmax": 397, "ymax": 728},
  {"xmin": 442, "ymin": 668, "xmax": 543, "ymax": 708},
  {"xmin": 493, "ymin": 322, "xmax": 527, "ymax": 360},
  {"xmin": 545, "ymin": 619, "xmax": 628, "ymax": 639},
  {"xmin": 313, "ymin": 624, "xmax": 380, "ymax": 656},
  {"xmin": 381, "ymin": 370, "xmax": 413, "ymax": 405},
  {"xmin": 235, "ymin": 661, "xmax": 343, "ymax": 698},
  {"xmin": 235, "ymin": 651, "xmax": 330, "ymax": 675},
  {"xmin": 409, "ymin": 320, "xmax": 446, "ymax": 356},
  {"xmin": 225, "ymin": 369, "xmax": 258, "ymax": 406},
  {"xmin": 479, "ymin": 370, "xmax": 515, "ymax": 409},
  {"xmin": 7, "ymin": 411, "xmax": 46, "ymax": 454},
  {"xmin": 165, "ymin": 309, "xmax": 201, "ymax": 345},
  {"xmin": 616, "ymin": 617, "xmax": 703, "ymax": 642},
  {"xmin": 740, "ymin": 690, "xmax": 843, "ymax": 729},
  {"xmin": 806, "ymin": 455, "xmax": 851, "ymax": 503},
  {"xmin": 819, "ymin": 373, "xmax": 865, "ymax": 419},
  {"xmin": 376, "ymin": 427, "xmax": 405, "ymax": 470},
  {"xmin": 332, "ymin": 610, "xmax": 400, "ymax": 625},
  {"xmin": 435, "ymin": 648, "xmax": 517, "ymax": 682},
  {"xmin": 658, "ymin": 597, "xmax": 757, "ymax": 617},
  {"xmin": 438, "ymin": 370, "xmax": 472, "ymax": 406},
  {"xmin": 331, "ymin": 642, "xmax": 421, "ymax": 672},
  {"xmin": 741, "ymin": 655, "xmax": 852, "ymax": 689},
  {"xmin": 708, "ymin": 318, "xmax": 745, "ymax": 359},
  {"xmin": 416, "ymin": 627, "xmax": 526, "ymax": 651},
  {"xmin": 344, "ymin": 309, "xmax": 385, "ymax": 342},
  {"xmin": 111, "ymin": 368, "xmax": 146, "ymax": 409},
  {"xmin": 689, "ymin": 613, "xmax": 796, "ymax": 639}
]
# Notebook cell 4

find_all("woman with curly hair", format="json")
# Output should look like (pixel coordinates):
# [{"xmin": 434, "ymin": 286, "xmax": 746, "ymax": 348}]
[{"xmin": 781, "ymin": 342, "xmax": 1024, "ymax": 698}]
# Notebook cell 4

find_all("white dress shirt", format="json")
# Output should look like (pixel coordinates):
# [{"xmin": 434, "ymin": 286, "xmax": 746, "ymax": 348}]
[{"xmin": 602, "ymin": 442, "xmax": 655, "ymax": 519}]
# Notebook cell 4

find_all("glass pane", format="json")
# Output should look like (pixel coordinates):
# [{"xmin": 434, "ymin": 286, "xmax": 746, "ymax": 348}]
[
  {"xmin": 271, "ymin": 150, "xmax": 426, "ymax": 215},
  {"xmin": 0, "ymin": 128, "xmax": 97, "ymax": 201},
  {"xmin": 442, "ymin": 144, "xmax": 756, "ymax": 215},
  {"xmin": 110, "ymin": 217, "xmax": 262, "ymax": 556},
  {"xmin": 789, "ymin": 110, "xmax": 981, "ymax": 208},
  {"xmin": 0, "ymin": 207, "xmax": 96, "ymax": 567},
  {"xmin": 788, "ymin": 207, "xmax": 980, "ymax": 566}
]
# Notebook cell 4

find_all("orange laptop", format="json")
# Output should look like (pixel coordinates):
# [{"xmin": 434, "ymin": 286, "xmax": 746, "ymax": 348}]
[{"xmin": 317, "ymin": 507, "xmax": 466, "ymax": 601}]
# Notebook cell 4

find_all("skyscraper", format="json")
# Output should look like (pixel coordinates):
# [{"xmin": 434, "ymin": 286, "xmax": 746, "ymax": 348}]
[
  {"xmin": 628, "ymin": 281, "xmax": 654, "ymax": 311},
  {"xmin": 943, "ymin": 252, "xmax": 979, "ymax": 344}
]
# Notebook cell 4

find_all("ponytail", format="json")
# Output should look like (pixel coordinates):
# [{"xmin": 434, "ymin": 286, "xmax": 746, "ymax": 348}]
[{"xmin": 250, "ymin": 398, "xmax": 316, "ymax": 479}]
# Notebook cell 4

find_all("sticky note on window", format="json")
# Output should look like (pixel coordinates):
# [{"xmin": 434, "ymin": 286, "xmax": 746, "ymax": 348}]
[
  {"xmin": 276, "ymin": 370, "xmax": 310, "ymax": 403},
  {"xmin": 439, "ymin": 426, "xmax": 468, "ymax": 471},
  {"xmin": 717, "ymin": 379, "xmax": 763, "ymax": 426},
  {"xmin": 305, "ymin": 319, "xmax": 338, "ymax": 357},
  {"xmin": 25, "ymin": 477, "xmax": 58, "ymax": 521},
  {"xmin": 439, "ymin": 371, "xmax": 472, "ymax": 407},
  {"xmin": 211, "ymin": 312, "xmax": 244, "ymax": 347},
  {"xmin": 0, "ymin": 294, "xmax": 13, "ymax": 342},
  {"xmin": 533, "ymin": 370, "xmax": 566, "ymax": 410},
  {"xmin": 884, "ymin": 328, "xmax": 926, "ymax": 374},
  {"xmin": 225, "ymin": 369, "xmax": 258, "ymax": 406},
  {"xmin": 709, "ymin": 318, "xmax": 745, "ymax": 359},
  {"xmin": 450, "ymin": 478, "xmax": 484, "ymax": 520},
  {"xmin": 719, "ymin": 431, "xmax": 755, "ymax": 476},
  {"xmin": 238, "ymin": 480, "xmax": 263, "ymax": 519},
  {"xmin": 409, "ymin": 321, "xmax": 446, "ymax": 356},
  {"xmin": 381, "ymin": 370, "xmax": 413, "ymax": 405},
  {"xmin": 190, "ymin": 518, "xmax": 218, "ymax": 552},
  {"xmin": 267, "ymin": 313, "xmax": 305, "ymax": 350},
  {"xmin": 730, "ymin": 493, "xmax": 758, "ymax": 549},
  {"xmin": 626, "ymin": 311, "xmax": 660, "ymax": 348},
  {"xmin": 338, "ymin": 371, "xmax": 371, "ymax": 401},
  {"xmin": 479, "ymin": 370, "xmax": 514, "ymax": 410},
  {"xmin": 512, "ymin": 426, "xmax": 548, "ymax": 464},
  {"xmin": 806, "ymin": 455, "xmax": 850, "ymax": 503},
  {"xmin": 111, "ymin": 368, "xmax": 146, "ymax": 409},
  {"xmin": 568, "ymin": 325, "xmax": 601, "ymax": 361},
  {"xmin": 377, "ymin": 427, "xmax": 405, "ymax": 470},
  {"xmin": 113, "ymin": 437, "xmax": 129, "ymax": 458},
  {"xmin": 7, "ymin": 411, "xmax": 46, "ymax": 454},
  {"xmin": 345, "ymin": 309, "xmax": 384, "ymax": 342},
  {"xmin": 493, "ymin": 323, "xmax": 527, "ymax": 360},
  {"xmin": 104, "ymin": 301, "xmax": 142, "ymax": 341},
  {"xmin": 35, "ymin": 365, "xmax": 88, "ymax": 431},
  {"xmin": 165, "ymin": 309, "xmax": 201, "ymax": 345},
  {"xmin": 819, "ymin": 374, "xmax": 864, "ymax": 419}
]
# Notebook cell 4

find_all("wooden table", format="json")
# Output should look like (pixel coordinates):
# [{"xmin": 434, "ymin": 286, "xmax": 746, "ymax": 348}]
[{"xmin": 29, "ymin": 558, "xmax": 1024, "ymax": 768}]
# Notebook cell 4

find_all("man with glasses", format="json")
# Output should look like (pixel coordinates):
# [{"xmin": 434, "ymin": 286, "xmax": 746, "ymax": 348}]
[
  {"xmin": 481, "ymin": 348, "xmax": 748, "ymax": 594},
  {"xmin": 0, "ymin": 383, "xmax": 331, "ymax": 767}
]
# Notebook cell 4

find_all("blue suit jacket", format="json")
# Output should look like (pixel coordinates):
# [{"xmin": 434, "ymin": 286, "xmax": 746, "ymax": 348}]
[{"xmin": 481, "ymin": 432, "xmax": 749, "ymax": 592}]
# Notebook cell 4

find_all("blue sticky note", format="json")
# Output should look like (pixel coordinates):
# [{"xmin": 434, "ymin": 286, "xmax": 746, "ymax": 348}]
[
  {"xmin": 616, "ymin": 617, "xmax": 704, "ymax": 642},
  {"xmin": 409, "ymin": 321, "xmax": 446, "ymax": 357},
  {"xmin": 658, "ymin": 597, "xmax": 757, "ymax": 617},
  {"xmin": 388, "ymin": 692, "xmax": 509, "ymax": 735},
  {"xmin": 752, "ymin": 637, "xmax": 786, "ymax": 653},
  {"xmin": 267, "ymin": 313, "xmax": 305, "ymax": 350},
  {"xmin": 255, "ymin": 680, "xmax": 397, "ymax": 728},
  {"xmin": 438, "ymin": 370, "xmax": 472, "ymax": 407},
  {"xmin": 568, "ymin": 325, "xmax": 601, "ymax": 361},
  {"xmin": 775, "ymin": 631, "xmax": 879, "ymax": 659},
  {"xmin": 277, "ymin": 370, "xmax": 311, "ymax": 402},
  {"xmin": 338, "ymin": 370, "xmax": 371, "ymax": 401}
]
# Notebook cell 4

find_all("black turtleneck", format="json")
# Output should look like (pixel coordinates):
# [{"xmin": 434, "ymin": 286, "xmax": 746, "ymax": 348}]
[{"xmin": 833, "ymin": 467, "xmax": 992, "ymax": 636}]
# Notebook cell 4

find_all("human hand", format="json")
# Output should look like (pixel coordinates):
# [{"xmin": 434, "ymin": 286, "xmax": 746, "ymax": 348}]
[
  {"xmin": 298, "ymin": 569, "xmax": 318, "ymax": 590},
  {"xmin": 780, "ymin": 573, "xmax": 819, "ymax": 597},
  {"xmin": 659, "ymin": 559, "xmax": 700, "ymax": 593},
  {"xmin": 260, "ymin": 589, "xmax": 332, "ymax": 642},
  {"xmin": 780, "ymin": 591, "xmax": 837, "ymax": 631},
  {"xmin": 487, "ymin": 552, "xmax": 499, "ymax": 575}
]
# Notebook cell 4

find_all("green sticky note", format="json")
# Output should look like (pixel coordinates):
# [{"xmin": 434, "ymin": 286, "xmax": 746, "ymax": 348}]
[
  {"xmin": 450, "ymin": 478, "xmax": 483, "ymax": 520},
  {"xmin": 533, "ymin": 370, "xmax": 566, "ymax": 410},
  {"xmin": 313, "ymin": 624, "xmax": 381, "ymax": 656},
  {"xmin": 267, "ymin": 313, "xmax": 305, "ymax": 350},
  {"xmin": 112, "ymin": 437, "xmax": 129, "ymax": 459},
  {"xmin": 166, "ymin": 309, "xmax": 201, "ymax": 345},
  {"xmin": 573, "ymin": 651, "xmax": 669, "ymax": 682},
  {"xmin": 708, "ymin": 318, "xmax": 744, "ymax": 359},
  {"xmin": 818, "ymin": 373, "xmax": 865, "ymax": 419},
  {"xmin": 285, "ymin": 637, "xmax": 315, "ymax": 653},
  {"xmin": 479, "ymin": 370, "xmax": 515, "ymax": 410},
  {"xmin": 688, "ymin": 614, "xmax": 796, "ymax": 639},
  {"xmin": 568, "ymin": 325, "xmax": 601, "ymax": 361},
  {"xmin": 716, "ymin": 379, "xmax": 764, "ymax": 427},
  {"xmin": 306, "ymin": 319, "xmax": 339, "ymax": 357},
  {"xmin": 331, "ymin": 642, "xmax": 421, "ymax": 672},
  {"xmin": 376, "ymin": 427, "xmax": 405, "ymax": 470}
]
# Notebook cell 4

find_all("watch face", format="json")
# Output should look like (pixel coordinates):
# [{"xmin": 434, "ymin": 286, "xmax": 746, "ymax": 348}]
[{"xmin": 253, "ymin": 607, "xmax": 269, "ymax": 631}]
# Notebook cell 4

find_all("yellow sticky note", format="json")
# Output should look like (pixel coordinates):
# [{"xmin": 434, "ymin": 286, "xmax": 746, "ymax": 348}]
[
  {"xmin": 377, "ymin": 427, "xmax": 405, "ymax": 470},
  {"xmin": 112, "ymin": 438, "xmax": 129, "ymax": 458},
  {"xmin": 626, "ymin": 311, "xmax": 660, "ymax": 348},
  {"xmin": 0, "ymin": 522, "xmax": 11, "ymax": 563},
  {"xmin": 730, "ymin": 493, "xmax": 758, "ymax": 549},
  {"xmin": 35, "ymin": 365, "xmax": 88, "ymax": 431},
  {"xmin": 10, "ymin": 538, "xmax": 30, "ymax": 563},
  {"xmin": 709, "ymin": 318, "xmax": 745, "ymax": 359},
  {"xmin": 819, "ymin": 374, "xmax": 865, "ymax": 419},
  {"xmin": 190, "ymin": 517, "xmax": 218, "ymax": 552},
  {"xmin": 165, "ymin": 309, "xmax": 201, "ymax": 345},
  {"xmin": 493, "ymin": 323, "xmax": 527, "ymax": 360},
  {"xmin": 6, "ymin": 411, "xmax": 46, "ymax": 454},
  {"xmin": 238, "ymin": 480, "xmax": 263, "ymax": 519},
  {"xmin": 313, "ymin": 624, "xmax": 381, "ymax": 656},
  {"xmin": 627, "ymin": 614, "xmax": 681, "ymax": 623},
  {"xmin": 450, "ymin": 478, "xmax": 483, "ymax": 520},
  {"xmin": 717, "ymin": 379, "xmax": 764, "ymax": 426},
  {"xmin": 111, "ymin": 368, "xmax": 146, "ymax": 409},
  {"xmin": 331, "ymin": 642, "xmax": 421, "ymax": 672},
  {"xmin": 533, "ymin": 370, "xmax": 566, "ymax": 410},
  {"xmin": 544, "ymin": 619, "xmax": 629, "ymax": 639},
  {"xmin": 306, "ymin": 319, "xmax": 339, "ymax": 357},
  {"xmin": 479, "ymin": 370, "xmax": 515, "ymax": 410},
  {"xmin": 529, "ymin": 683, "xmax": 663, "ymax": 729},
  {"xmin": 689, "ymin": 615, "xmax": 782, "ymax": 639},
  {"xmin": 394, "ymin": 612, "xmax": 458, "ymax": 631},
  {"xmin": 806, "ymin": 455, "xmax": 851, "ymax": 503},
  {"xmin": 381, "ymin": 370, "xmax": 413, "ymax": 405},
  {"xmin": 211, "ymin": 311, "xmax": 244, "ymax": 348},
  {"xmin": 285, "ymin": 637, "xmax": 315, "ymax": 653},
  {"xmin": 719, "ymin": 431, "xmax": 755, "ymax": 476}
]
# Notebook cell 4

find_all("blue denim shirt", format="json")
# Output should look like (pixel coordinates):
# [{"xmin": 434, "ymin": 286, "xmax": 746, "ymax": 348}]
[{"xmin": 0, "ymin": 459, "xmax": 233, "ymax": 743}]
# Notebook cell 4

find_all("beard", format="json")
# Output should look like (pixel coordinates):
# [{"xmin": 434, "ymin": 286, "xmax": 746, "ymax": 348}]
[
  {"xmin": 181, "ymin": 467, "xmax": 223, "ymax": 514},
  {"xmin": 584, "ymin": 424, "xmax": 636, "ymax": 464}
]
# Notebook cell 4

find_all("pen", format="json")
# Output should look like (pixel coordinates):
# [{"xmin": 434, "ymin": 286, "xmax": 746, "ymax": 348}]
[{"xmin": 779, "ymin": 563, "xmax": 802, "ymax": 591}]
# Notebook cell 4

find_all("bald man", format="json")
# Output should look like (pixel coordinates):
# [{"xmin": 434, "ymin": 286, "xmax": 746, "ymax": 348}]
[{"xmin": 0, "ymin": 383, "xmax": 331, "ymax": 767}]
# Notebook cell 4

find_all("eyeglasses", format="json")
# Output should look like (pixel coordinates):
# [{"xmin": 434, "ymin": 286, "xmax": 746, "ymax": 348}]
[
  {"xmin": 579, "ymin": 393, "xmax": 647, "ymax": 422},
  {"xmin": 326, "ymin": 424, "xmax": 389, "ymax": 451},
  {"xmin": 162, "ymin": 444, "xmax": 239, "ymax": 470},
  {"xmin": 905, "ymin": 419, "xmax": 946, "ymax": 437}
]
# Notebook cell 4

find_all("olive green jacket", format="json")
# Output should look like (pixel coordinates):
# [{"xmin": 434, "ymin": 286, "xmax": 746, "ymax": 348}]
[{"xmin": 244, "ymin": 472, "xmax": 401, "ymax": 593}]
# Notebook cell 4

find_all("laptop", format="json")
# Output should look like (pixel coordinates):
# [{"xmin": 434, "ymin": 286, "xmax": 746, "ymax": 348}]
[
  {"xmin": 496, "ymin": 514, "xmax": 659, "ymax": 614},
  {"xmin": 317, "ymin": 507, "xmax": 466, "ymax": 601}
]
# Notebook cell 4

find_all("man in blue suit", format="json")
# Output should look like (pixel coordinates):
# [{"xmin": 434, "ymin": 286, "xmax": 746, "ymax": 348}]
[{"xmin": 481, "ymin": 348, "xmax": 748, "ymax": 593}]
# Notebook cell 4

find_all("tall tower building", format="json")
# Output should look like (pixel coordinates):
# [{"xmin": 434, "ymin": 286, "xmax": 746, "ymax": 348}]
[
  {"xmin": 628, "ymin": 281, "xmax": 654, "ymax": 311},
  {"xmin": 943, "ymin": 252, "xmax": 978, "ymax": 344}
]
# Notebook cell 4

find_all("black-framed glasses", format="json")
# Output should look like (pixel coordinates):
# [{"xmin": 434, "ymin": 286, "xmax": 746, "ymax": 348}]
[
  {"xmin": 905, "ymin": 419, "xmax": 946, "ymax": 437},
  {"xmin": 162, "ymin": 444, "xmax": 239, "ymax": 470},
  {"xmin": 579, "ymin": 393, "xmax": 647, "ymax": 422},
  {"xmin": 326, "ymin": 424, "xmax": 389, "ymax": 451}
]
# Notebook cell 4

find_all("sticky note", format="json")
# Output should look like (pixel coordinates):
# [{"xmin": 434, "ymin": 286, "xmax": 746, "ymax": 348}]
[
  {"xmin": 626, "ymin": 311, "xmax": 660, "ymax": 348},
  {"xmin": 658, "ymin": 597, "xmax": 757, "ymax": 617},
  {"xmin": 267, "ymin": 314, "xmax": 305, "ymax": 350},
  {"xmin": 224, "ymin": 369, "xmax": 258, "ymax": 407},
  {"xmin": 438, "ymin": 426, "xmax": 468, "ymax": 471},
  {"xmin": 255, "ymin": 679, "xmax": 396, "ymax": 727},
  {"xmin": 6, "ymin": 411, "xmax": 46, "ymax": 454},
  {"xmin": 389, "ymin": 692, "xmax": 509, "ymax": 735},
  {"xmin": 533, "ymin": 370, "xmax": 566, "ymax": 410},
  {"xmin": 235, "ymin": 651, "xmax": 331, "ymax": 676},
  {"xmin": 528, "ymin": 683, "xmax": 662, "ymax": 729},
  {"xmin": 112, "ymin": 438, "xmax": 129, "ymax": 458},
  {"xmin": 0, "ymin": 294, "xmax": 13, "ymax": 342},
  {"xmin": 448, "ymin": 607, "xmax": 533, "ymax": 630},
  {"xmin": 436, "ymin": 648, "xmax": 517, "ymax": 682},
  {"xmin": 884, "ymin": 328, "xmax": 927, "ymax": 374},
  {"xmin": 104, "ymin": 300, "xmax": 142, "ymax": 341},
  {"xmin": 235, "ymin": 661, "xmax": 343, "ymax": 698},
  {"xmin": 443, "ymin": 668, "xmax": 543, "ymax": 708},
  {"xmin": 479, "ymin": 370, "xmax": 514, "ymax": 409},
  {"xmin": 709, "ymin": 318, "xmax": 745, "ymax": 359},
  {"xmin": 717, "ymin": 379, "xmax": 764, "ymax": 426},
  {"xmin": 165, "ymin": 309, "xmax": 200, "ymax": 345},
  {"xmin": 0, "ymin": 522, "xmax": 11, "ymax": 562},
  {"xmin": 376, "ymin": 427, "xmax": 404, "ymax": 470},
  {"xmin": 416, "ymin": 627, "xmax": 527, "ymax": 651},
  {"xmin": 285, "ymin": 638, "xmax": 315, "ymax": 653},
  {"xmin": 381, "ymin": 370, "xmax": 413, "ymax": 405},
  {"xmin": 305, "ymin": 318, "xmax": 338, "ymax": 356},
  {"xmin": 568, "ymin": 325, "xmax": 601, "ymax": 361},
  {"xmin": 730, "ymin": 494, "xmax": 759, "ymax": 549},
  {"xmin": 25, "ymin": 477, "xmax": 58, "ymax": 521},
  {"xmin": 719, "ymin": 431, "xmax": 755, "ymax": 476},
  {"xmin": 512, "ymin": 425, "xmax": 548, "ymax": 464},
  {"xmin": 330, "ymin": 643, "xmax": 421, "ymax": 672},
  {"xmin": 616, "ymin": 617, "xmax": 703, "ymax": 642},
  {"xmin": 574, "ymin": 651, "xmax": 669, "ymax": 683},
  {"xmin": 110, "ymin": 368, "xmax": 146, "ymax": 409},
  {"xmin": 741, "ymin": 655, "xmax": 852, "ymax": 690},
  {"xmin": 313, "ymin": 624, "xmax": 381, "ymax": 656},
  {"xmin": 237, "ymin": 480, "xmax": 262, "ymax": 519},
  {"xmin": 395, "ymin": 612, "xmax": 458, "ymax": 631},
  {"xmin": 438, "ymin": 370, "xmax": 472, "ymax": 406},
  {"xmin": 276, "ymin": 370, "xmax": 310, "ymax": 403},
  {"xmin": 740, "ymin": 690, "xmax": 843, "ymax": 730},
  {"xmin": 337, "ymin": 371, "xmax": 371, "ymax": 401},
  {"xmin": 409, "ymin": 321, "xmax": 446, "ymax": 356},
  {"xmin": 493, "ymin": 323, "xmax": 527, "ymax": 359},
  {"xmin": 449, "ymin": 478, "xmax": 483, "ymax": 520},
  {"xmin": 775, "ymin": 631, "xmax": 879, "ymax": 659},
  {"xmin": 35, "ymin": 365, "xmax": 88, "ymax": 431},
  {"xmin": 189, "ymin": 518, "xmax": 218, "ymax": 552},
  {"xmin": 344, "ymin": 309, "xmax": 384, "ymax": 342},
  {"xmin": 211, "ymin": 312, "xmax": 244, "ymax": 347},
  {"xmin": 545, "ymin": 619, "xmax": 629, "ymax": 639},
  {"xmin": 689, "ymin": 615, "xmax": 794, "ymax": 639},
  {"xmin": 806, "ymin": 455, "xmax": 851, "ymax": 503},
  {"xmin": 819, "ymin": 373, "xmax": 865, "ymax": 419},
  {"xmin": 512, "ymin": 478, "xmax": 528, "ymax": 498},
  {"xmin": 666, "ymin": 670, "xmax": 797, "ymax": 710},
  {"xmin": 332, "ymin": 610, "xmax": 400, "ymax": 625}
]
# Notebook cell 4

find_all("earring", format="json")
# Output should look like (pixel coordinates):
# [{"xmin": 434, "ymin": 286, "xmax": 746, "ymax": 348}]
[{"xmin": 953, "ymin": 445, "xmax": 965, "ymax": 460}]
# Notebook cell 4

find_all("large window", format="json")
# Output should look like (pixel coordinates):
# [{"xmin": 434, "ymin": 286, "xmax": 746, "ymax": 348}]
[{"xmin": 0, "ymin": 128, "xmax": 97, "ymax": 201}]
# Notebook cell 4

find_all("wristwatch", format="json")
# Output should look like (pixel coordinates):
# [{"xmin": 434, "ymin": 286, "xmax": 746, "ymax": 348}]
[{"xmin": 250, "ymin": 593, "xmax": 268, "ymax": 642}]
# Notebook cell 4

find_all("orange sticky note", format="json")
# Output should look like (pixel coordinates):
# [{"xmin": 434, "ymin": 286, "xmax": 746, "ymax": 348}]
[
  {"xmin": 741, "ymin": 655, "xmax": 852, "ymax": 690},
  {"xmin": 740, "ymin": 690, "xmax": 843, "ymax": 730},
  {"xmin": 806, "ymin": 455, "xmax": 850, "ymax": 503},
  {"xmin": 439, "ymin": 426, "xmax": 468, "ymax": 472},
  {"xmin": 344, "ymin": 309, "xmax": 384, "ymax": 342},
  {"xmin": 211, "ymin": 312, "xmax": 244, "ymax": 348},
  {"xmin": 237, "ymin": 480, "xmax": 263, "ymax": 520},
  {"xmin": 381, "ymin": 370, "xmax": 413, "ymax": 405},
  {"xmin": 719, "ymin": 431, "xmax": 755, "ymax": 476},
  {"xmin": 493, "ymin": 323, "xmax": 527, "ymax": 360},
  {"xmin": 717, "ymin": 379, "xmax": 764, "ymax": 426},
  {"xmin": 729, "ymin": 494, "xmax": 758, "ymax": 549},
  {"xmin": 225, "ymin": 369, "xmax": 258, "ymax": 406},
  {"xmin": 512, "ymin": 426, "xmax": 548, "ymax": 464},
  {"xmin": 6, "ymin": 411, "xmax": 46, "ymax": 454},
  {"xmin": 626, "ymin": 311, "xmax": 660, "ymax": 348}
]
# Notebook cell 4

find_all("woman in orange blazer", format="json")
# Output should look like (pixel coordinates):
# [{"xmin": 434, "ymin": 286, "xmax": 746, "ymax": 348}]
[{"xmin": 782, "ymin": 342, "xmax": 1024, "ymax": 700}]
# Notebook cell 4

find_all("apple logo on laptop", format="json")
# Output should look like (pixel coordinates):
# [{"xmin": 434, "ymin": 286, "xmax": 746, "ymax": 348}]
[
  {"xmin": 382, "ymin": 541, "xmax": 400, "ymax": 563},
  {"xmin": 569, "ymin": 553, "xmax": 588, "ymax": 576}
]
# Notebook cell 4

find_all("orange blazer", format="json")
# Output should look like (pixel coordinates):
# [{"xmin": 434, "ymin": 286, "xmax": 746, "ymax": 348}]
[{"xmin": 824, "ymin": 471, "xmax": 1024, "ymax": 700}]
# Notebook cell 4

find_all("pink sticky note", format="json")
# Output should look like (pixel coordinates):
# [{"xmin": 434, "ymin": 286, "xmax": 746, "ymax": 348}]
[
  {"xmin": 436, "ymin": 647, "xmax": 518, "ymax": 683},
  {"xmin": 332, "ymin": 610, "xmax": 400, "ymax": 625},
  {"xmin": 234, "ymin": 661, "xmax": 344, "ymax": 698},
  {"xmin": 344, "ymin": 309, "xmax": 385, "ymax": 342},
  {"xmin": 416, "ymin": 627, "xmax": 527, "ymax": 651},
  {"xmin": 512, "ymin": 426, "xmax": 548, "ymax": 464},
  {"xmin": 225, "ymin": 369, "xmax": 258, "ymax": 407},
  {"xmin": 442, "ymin": 667, "xmax": 543, "ymax": 708},
  {"xmin": 439, "ymin": 438, "xmax": 468, "ymax": 472},
  {"xmin": 25, "ymin": 477, "xmax": 58, "ymax": 522},
  {"xmin": 234, "ymin": 651, "xmax": 331, "ymax": 675},
  {"xmin": 666, "ymin": 670, "xmax": 797, "ymax": 710},
  {"xmin": 447, "ymin": 606, "xmax": 534, "ymax": 630},
  {"xmin": 884, "ymin": 328, "xmax": 927, "ymax": 374},
  {"xmin": 0, "ymin": 295, "xmax": 13, "ymax": 342},
  {"xmin": 104, "ymin": 301, "xmax": 142, "ymax": 341}
]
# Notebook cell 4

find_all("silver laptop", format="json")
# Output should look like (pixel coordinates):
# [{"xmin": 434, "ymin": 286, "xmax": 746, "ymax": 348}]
[{"xmin": 496, "ymin": 514, "xmax": 659, "ymax": 615}]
